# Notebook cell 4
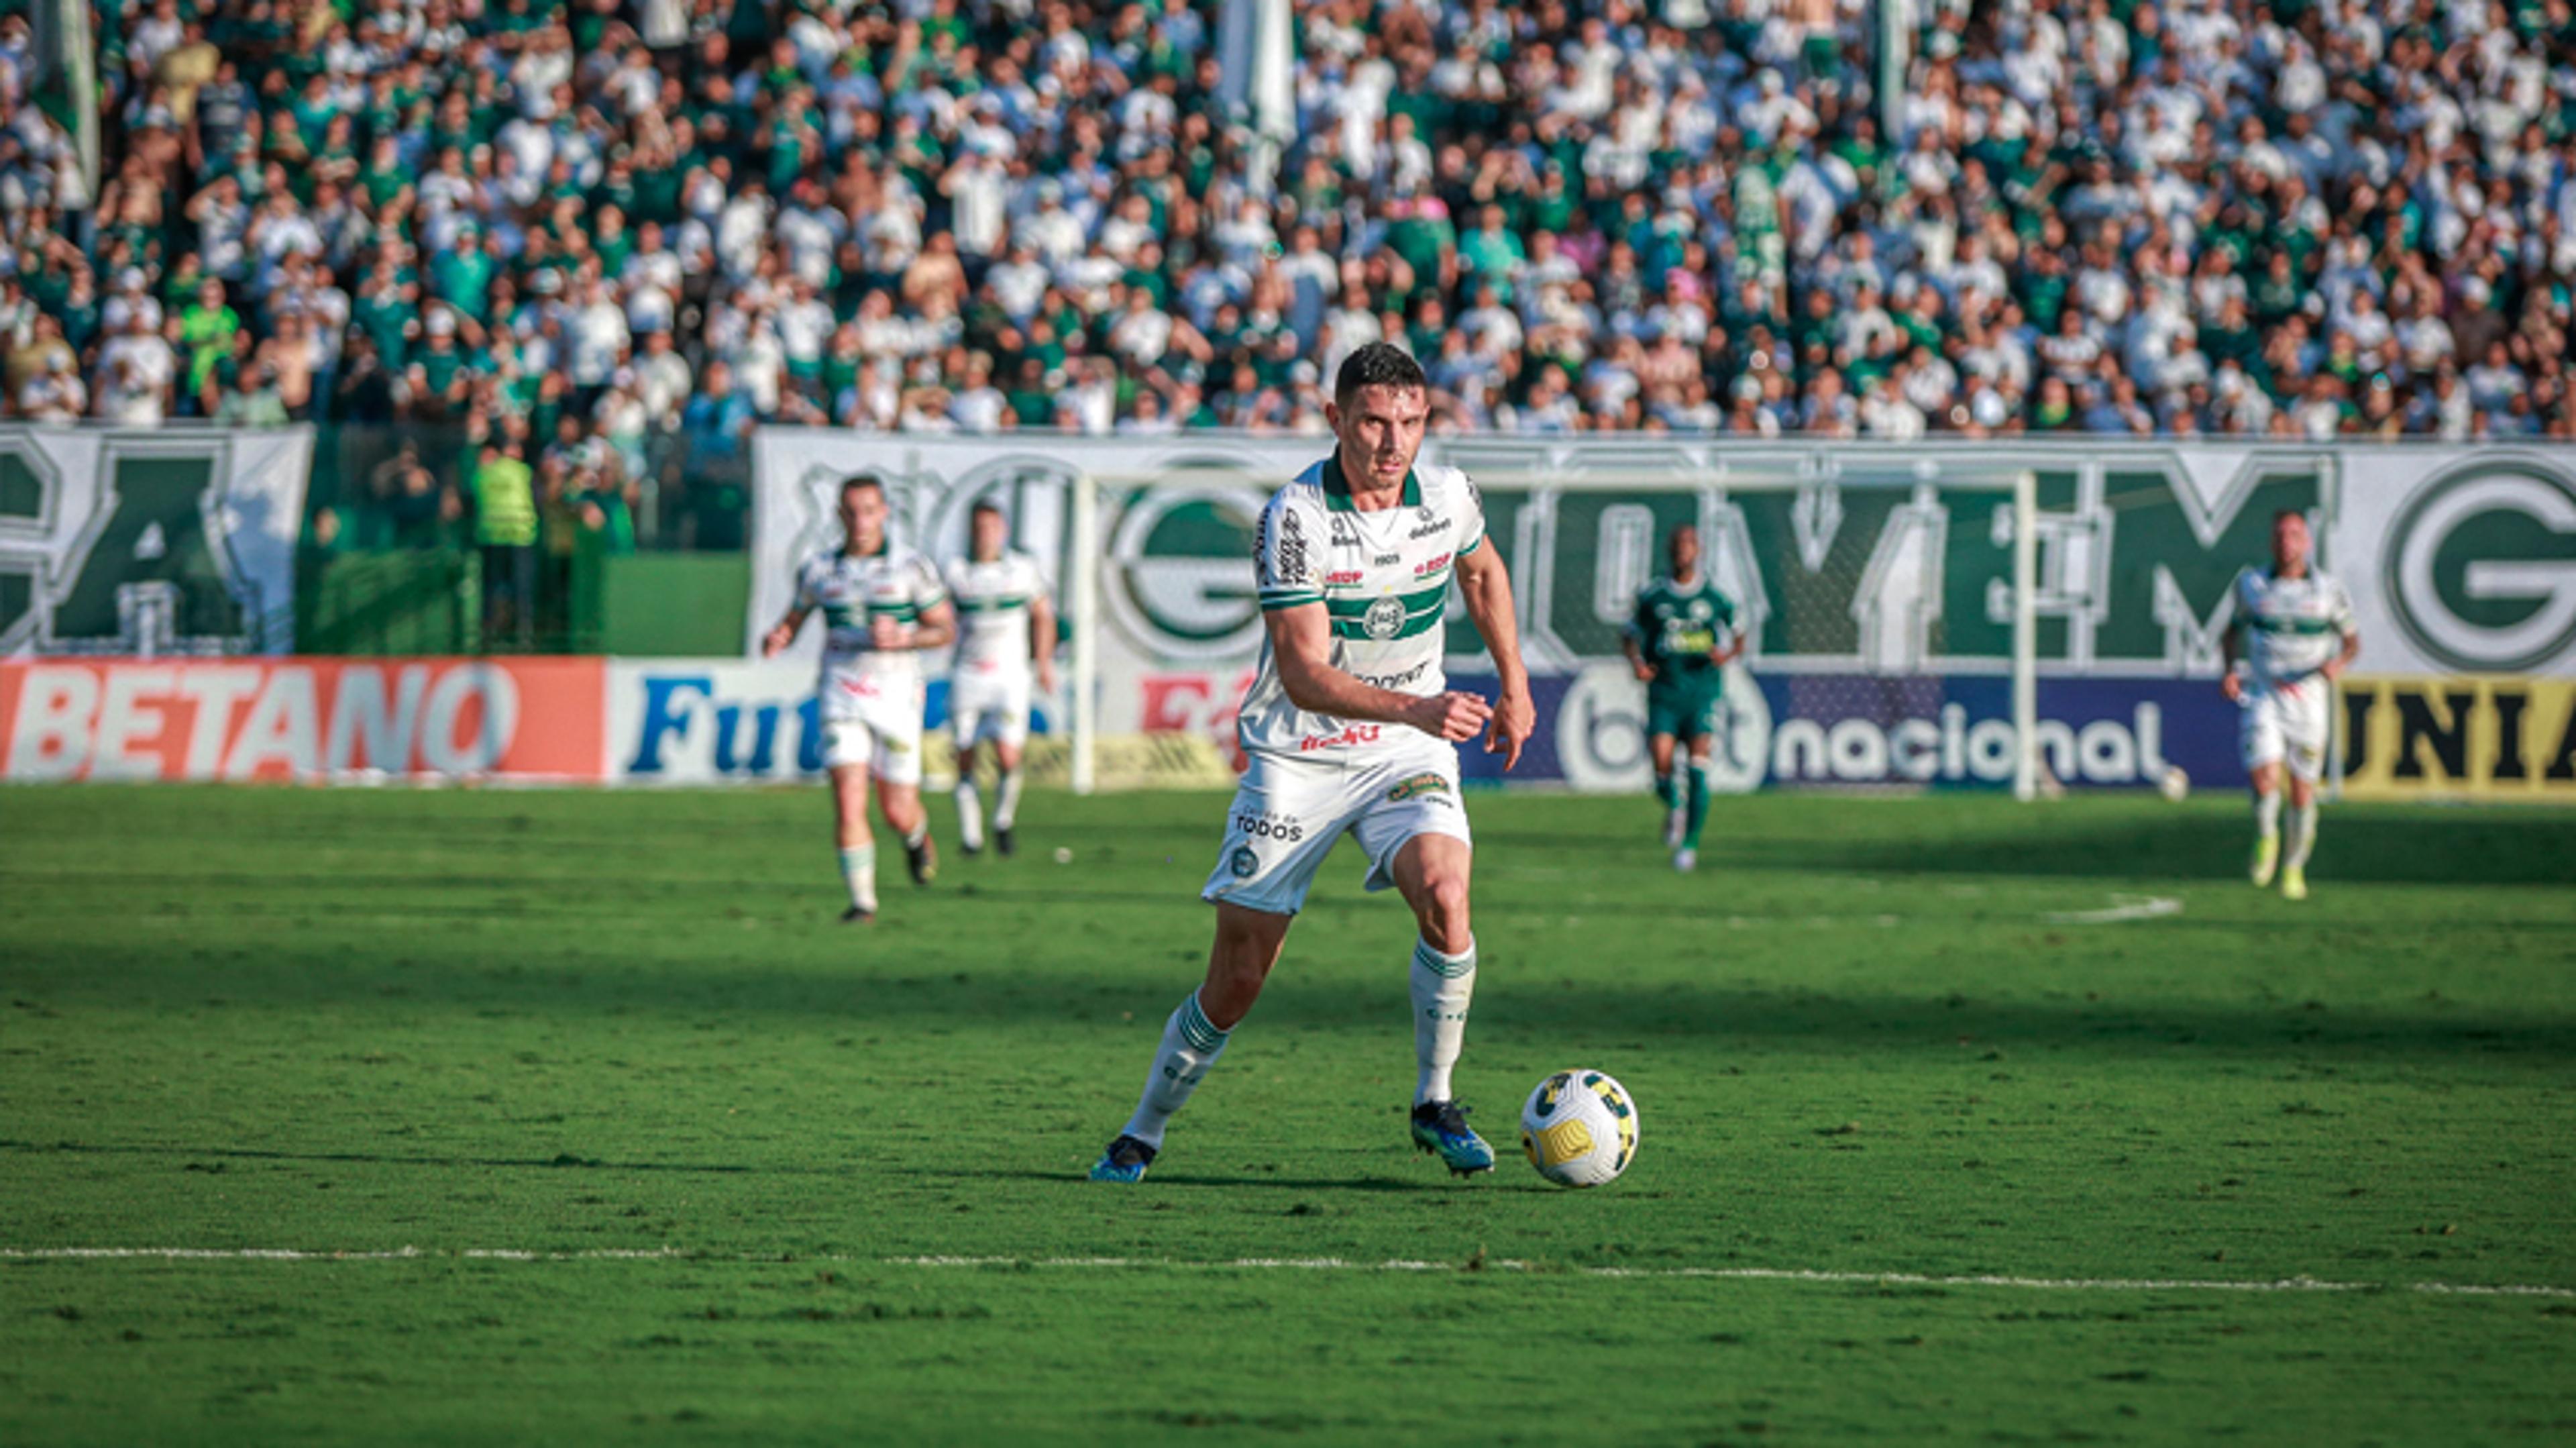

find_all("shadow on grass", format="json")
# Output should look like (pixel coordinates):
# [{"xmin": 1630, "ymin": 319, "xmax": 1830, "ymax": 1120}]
[
  {"xmin": 1477, "ymin": 808, "xmax": 2576, "ymax": 889},
  {"xmin": 0, "ymin": 1143, "xmax": 1512, "ymax": 1198},
  {"xmin": 0, "ymin": 1138, "xmax": 808, "ymax": 1175},
  {"xmin": 6, "ymin": 958, "xmax": 2570, "ymax": 1062}
]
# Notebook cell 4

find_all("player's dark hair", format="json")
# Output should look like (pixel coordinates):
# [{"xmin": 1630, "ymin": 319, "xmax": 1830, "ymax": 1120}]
[
  {"xmin": 841, "ymin": 473, "xmax": 885, "ymax": 500},
  {"xmin": 1334, "ymin": 342, "xmax": 1428, "ymax": 408},
  {"xmin": 2273, "ymin": 508, "xmax": 2306, "ymax": 524},
  {"xmin": 970, "ymin": 498, "xmax": 1004, "ymax": 519}
]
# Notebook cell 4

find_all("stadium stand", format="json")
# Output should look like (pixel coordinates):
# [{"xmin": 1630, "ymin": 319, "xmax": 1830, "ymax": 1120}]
[{"xmin": 1, "ymin": 0, "xmax": 2573, "ymax": 555}]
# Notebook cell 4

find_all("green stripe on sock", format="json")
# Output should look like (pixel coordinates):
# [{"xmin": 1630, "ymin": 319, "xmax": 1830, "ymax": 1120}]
[
  {"xmin": 1179, "ymin": 994, "xmax": 1225, "ymax": 1052},
  {"xmin": 1412, "ymin": 942, "xmax": 1475, "ymax": 978}
]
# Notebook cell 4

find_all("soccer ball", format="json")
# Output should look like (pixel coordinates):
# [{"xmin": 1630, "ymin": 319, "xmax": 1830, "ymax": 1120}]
[
  {"xmin": 2159, "ymin": 765, "xmax": 2192, "ymax": 802},
  {"xmin": 1519, "ymin": 1069, "xmax": 1639, "ymax": 1188}
]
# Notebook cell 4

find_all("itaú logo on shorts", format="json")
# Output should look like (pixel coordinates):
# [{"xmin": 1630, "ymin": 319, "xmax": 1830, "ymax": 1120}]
[
  {"xmin": 2385, "ymin": 459, "xmax": 2576, "ymax": 672},
  {"xmin": 1298, "ymin": 724, "xmax": 1383, "ymax": 752}
]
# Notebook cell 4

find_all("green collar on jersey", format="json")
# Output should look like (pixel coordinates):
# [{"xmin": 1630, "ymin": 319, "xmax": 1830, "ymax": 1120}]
[
  {"xmin": 841, "ymin": 535, "xmax": 890, "ymax": 559},
  {"xmin": 1320, "ymin": 452, "xmax": 1422, "ymax": 511}
]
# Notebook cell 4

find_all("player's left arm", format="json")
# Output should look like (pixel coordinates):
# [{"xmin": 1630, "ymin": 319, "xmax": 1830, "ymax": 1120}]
[
  {"xmin": 1028, "ymin": 584, "xmax": 1059, "ymax": 693},
  {"xmin": 1710, "ymin": 598, "xmax": 1744, "ymax": 666},
  {"xmin": 908, "ymin": 597, "xmax": 958, "ymax": 651},
  {"xmin": 2322, "ymin": 582, "xmax": 2360, "ymax": 682},
  {"xmin": 1454, "ymin": 539, "xmax": 1533, "ymax": 771},
  {"xmin": 875, "ymin": 558, "xmax": 957, "ymax": 650}
]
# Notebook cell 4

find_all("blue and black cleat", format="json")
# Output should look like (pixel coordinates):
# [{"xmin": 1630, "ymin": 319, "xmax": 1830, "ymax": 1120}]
[
  {"xmin": 1410, "ymin": 1100, "xmax": 1495, "ymax": 1177},
  {"xmin": 1089, "ymin": 1134, "xmax": 1157, "ymax": 1183}
]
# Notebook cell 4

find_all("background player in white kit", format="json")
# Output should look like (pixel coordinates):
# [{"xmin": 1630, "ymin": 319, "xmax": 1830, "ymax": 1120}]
[
  {"xmin": 1091, "ymin": 343, "xmax": 1536, "ymax": 1184},
  {"xmin": 2220, "ymin": 510, "xmax": 2360, "ymax": 901},
  {"xmin": 762, "ymin": 475, "xmax": 957, "ymax": 922},
  {"xmin": 944, "ymin": 499, "xmax": 1057, "ymax": 857}
]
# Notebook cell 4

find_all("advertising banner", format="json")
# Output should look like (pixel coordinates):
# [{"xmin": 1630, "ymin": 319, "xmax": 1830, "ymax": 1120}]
[
  {"xmin": 2330, "ymin": 448, "xmax": 2576, "ymax": 679},
  {"xmin": 603, "ymin": 656, "xmax": 1212, "ymax": 788},
  {"xmin": 0, "ymin": 426, "xmax": 312, "ymax": 657},
  {"xmin": 1462, "ymin": 665, "xmax": 2233, "ymax": 793},
  {"xmin": 0, "ymin": 657, "xmax": 604, "ymax": 782},
  {"xmin": 2339, "ymin": 675, "xmax": 2576, "ymax": 800},
  {"xmin": 749, "ymin": 433, "xmax": 2369, "ymax": 788}
]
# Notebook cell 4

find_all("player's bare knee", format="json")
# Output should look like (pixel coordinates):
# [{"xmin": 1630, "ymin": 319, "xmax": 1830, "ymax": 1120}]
[{"xmin": 1415, "ymin": 874, "xmax": 1472, "ymax": 951}]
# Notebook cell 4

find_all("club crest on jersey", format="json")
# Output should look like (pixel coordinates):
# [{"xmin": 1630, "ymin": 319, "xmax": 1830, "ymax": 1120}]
[
  {"xmin": 1386, "ymin": 772, "xmax": 1450, "ymax": 803},
  {"xmin": 1364, "ymin": 596, "xmax": 1407, "ymax": 639}
]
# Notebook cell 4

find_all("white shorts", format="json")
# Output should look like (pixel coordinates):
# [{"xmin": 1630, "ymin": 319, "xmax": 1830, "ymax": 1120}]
[
  {"xmin": 1201, "ymin": 741, "xmax": 1470, "ymax": 917},
  {"xmin": 950, "ymin": 666, "xmax": 1032, "ymax": 750},
  {"xmin": 2241, "ymin": 679, "xmax": 2331, "ymax": 783},
  {"xmin": 820, "ymin": 670, "xmax": 924, "ymax": 786}
]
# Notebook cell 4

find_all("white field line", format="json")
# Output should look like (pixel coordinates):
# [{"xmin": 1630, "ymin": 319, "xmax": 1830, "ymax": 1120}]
[
  {"xmin": 5, "ymin": 1247, "xmax": 2569, "ymax": 1298},
  {"xmin": 2044, "ymin": 894, "xmax": 2185, "ymax": 925}
]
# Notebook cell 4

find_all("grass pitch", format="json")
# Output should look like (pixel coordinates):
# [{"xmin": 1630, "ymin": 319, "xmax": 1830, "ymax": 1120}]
[{"xmin": 2, "ymin": 784, "xmax": 2573, "ymax": 1445}]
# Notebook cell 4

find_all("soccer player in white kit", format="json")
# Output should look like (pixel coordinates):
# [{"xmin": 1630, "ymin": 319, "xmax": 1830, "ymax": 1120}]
[
  {"xmin": 761, "ymin": 475, "xmax": 957, "ymax": 922},
  {"xmin": 1091, "ymin": 342, "xmax": 1536, "ymax": 1184},
  {"xmin": 2220, "ymin": 509, "xmax": 2360, "ymax": 901},
  {"xmin": 944, "ymin": 499, "xmax": 1057, "ymax": 857}
]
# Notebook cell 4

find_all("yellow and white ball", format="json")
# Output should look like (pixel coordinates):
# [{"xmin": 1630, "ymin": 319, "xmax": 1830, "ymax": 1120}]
[{"xmin": 1519, "ymin": 1069, "xmax": 1640, "ymax": 1188}]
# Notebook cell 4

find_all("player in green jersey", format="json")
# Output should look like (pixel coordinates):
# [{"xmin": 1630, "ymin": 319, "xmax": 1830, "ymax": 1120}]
[{"xmin": 1622, "ymin": 525, "xmax": 1743, "ymax": 872}]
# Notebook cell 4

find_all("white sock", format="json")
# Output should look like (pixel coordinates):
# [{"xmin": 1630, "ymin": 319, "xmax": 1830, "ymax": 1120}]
[
  {"xmin": 902, "ymin": 820, "xmax": 928, "ymax": 850},
  {"xmin": 995, "ymin": 767, "xmax": 1025, "ymax": 830},
  {"xmin": 2255, "ymin": 792, "xmax": 2282, "ymax": 839},
  {"xmin": 2286, "ymin": 802, "xmax": 2318, "ymax": 870},
  {"xmin": 1411, "ymin": 936, "xmax": 1477, "ymax": 1105},
  {"xmin": 1120, "ymin": 990, "xmax": 1230, "ymax": 1149},
  {"xmin": 955, "ymin": 778, "xmax": 985, "ymax": 850},
  {"xmin": 838, "ymin": 845, "xmax": 877, "ymax": 912}
]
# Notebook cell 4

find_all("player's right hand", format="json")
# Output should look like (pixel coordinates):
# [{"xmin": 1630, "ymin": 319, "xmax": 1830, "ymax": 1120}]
[
  {"xmin": 761, "ymin": 623, "xmax": 795, "ymax": 657},
  {"xmin": 1632, "ymin": 660, "xmax": 1658, "ymax": 683},
  {"xmin": 2220, "ymin": 672, "xmax": 2244, "ymax": 704},
  {"xmin": 1409, "ymin": 690, "xmax": 1493, "ymax": 742}
]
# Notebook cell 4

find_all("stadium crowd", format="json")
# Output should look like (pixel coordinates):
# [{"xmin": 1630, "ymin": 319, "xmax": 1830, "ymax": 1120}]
[{"xmin": 1, "ymin": 0, "xmax": 2574, "ymax": 482}]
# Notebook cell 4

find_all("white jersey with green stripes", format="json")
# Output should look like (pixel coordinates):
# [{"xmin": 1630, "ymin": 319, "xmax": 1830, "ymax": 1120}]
[
  {"xmin": 943, "ymin": 549, "xmax": 1048, "ymax": 678},
  {"xmin": 1242, "ymin": 452, "xmax": 1487, "ymax": 764},
  {"xmin": 2233, "ymin": 566, "xmax": 2355, "ymax": 694},
  {"xmin": 795, "ymin": 544, "xmax": 949, "ymax": 722}
]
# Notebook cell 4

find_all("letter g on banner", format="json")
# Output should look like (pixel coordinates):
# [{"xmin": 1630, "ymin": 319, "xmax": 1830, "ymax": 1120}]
[{"xmin": 2386, "ymin": 459, "xmax": 2576, "ymax": 673}]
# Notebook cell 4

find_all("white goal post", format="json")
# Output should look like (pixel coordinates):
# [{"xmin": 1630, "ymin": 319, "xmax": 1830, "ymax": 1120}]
[{"xmin": 1067, "ymin": 464, "xmax": 2040, "ymax": 801}]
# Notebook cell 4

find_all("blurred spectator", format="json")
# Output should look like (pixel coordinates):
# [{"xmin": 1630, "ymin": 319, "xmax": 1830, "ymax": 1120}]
[
  {"xmin": 21, "ymin": 353, "xmax": 87, "ymax": 423},
  {"xmin": 472, "ymin": 439, "xmax": 539, "ymax": 645}
]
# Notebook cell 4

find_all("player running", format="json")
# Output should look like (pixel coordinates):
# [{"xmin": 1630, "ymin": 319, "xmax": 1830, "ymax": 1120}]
[
  {"xmin": 944, "ymin": 499, "xmax": 1057, "ymax": 857},
  {"xmin": 1623, "ymin": 523, "xmax": 1743, "ymax": 873},
  {"xmin": 2220, "ymin": 509, "xmax": 2359, "ymax": 902},
  {"xmin": 1091, "ymin": 342, "xmax": 1535, "ymax": 1184},
  {"xmin": 763, "ymin": 474, "xmax": 957, "ymax": 922}
]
